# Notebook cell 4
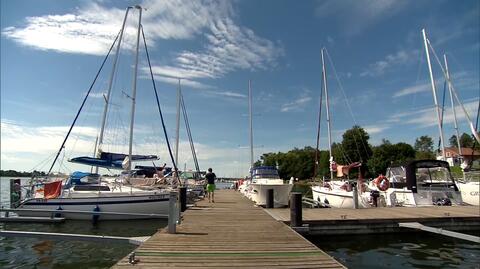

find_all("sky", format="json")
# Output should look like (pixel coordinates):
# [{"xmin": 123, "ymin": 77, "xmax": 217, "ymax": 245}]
[{"xmin": 1, "ymin": 0, "xmax": 479, "ymax": 177}]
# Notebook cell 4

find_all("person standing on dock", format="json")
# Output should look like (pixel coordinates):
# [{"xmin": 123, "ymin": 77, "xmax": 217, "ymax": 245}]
[{"xmin": 205, "ymin": 168, "xmax": 216, "ymax": 203}]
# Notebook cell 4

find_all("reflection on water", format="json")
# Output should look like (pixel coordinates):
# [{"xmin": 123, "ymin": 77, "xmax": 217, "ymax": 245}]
[{"xmin": 308, "ymin": 232, "xmax": 480, "ymax": 269}]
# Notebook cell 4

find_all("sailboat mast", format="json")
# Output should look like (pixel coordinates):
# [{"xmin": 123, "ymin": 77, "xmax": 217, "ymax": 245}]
[
  {"xmin": 95, "ymin": 7, "xmax": 131, "ymax": 173},
  {"xmin": 422, "ymin": 29, "xmax": 446, "ymax": 160},
  {"xmin": 444, "ymin": 55, "xmax": 462, "ymax": 156},
  {"xmin": 127, "ymin": 6, "xmax": 142, "ymax": 174},
  {"xmin": 175, "ymin": 78, "xmax": 181, "ymax": 167},
  {"xmin": 249, "ymin": 79, "xmax": 254, "ymax": 170},
  {"xmin": 321, "ymin": 48, "xmax": 333, "ymax": 179}
]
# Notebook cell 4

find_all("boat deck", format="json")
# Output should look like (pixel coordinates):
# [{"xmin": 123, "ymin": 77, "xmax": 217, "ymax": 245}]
[{"xmin": 113, "ymin": 190, "xmax": 345, "ymax": 268}]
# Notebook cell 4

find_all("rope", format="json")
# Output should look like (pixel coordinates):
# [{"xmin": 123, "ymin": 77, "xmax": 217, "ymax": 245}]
[
  {"xmin": 324, "ymin": 49, "xmax": 370, "ymax": 162},
  {"xmin": 180, "ymin": 91, "xmax": 201, "ymax": 174},
  {"xmin": 47, "ymin": 30, "xmax": 121, "ymax": 175},
  {"xmin": 141, "ymin": 25, "xmax": 178, "ymax": 174}
]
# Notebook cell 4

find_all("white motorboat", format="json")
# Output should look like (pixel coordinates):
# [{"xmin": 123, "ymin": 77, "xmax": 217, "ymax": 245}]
[
  {"xmin": 456, "ymin": 180, "xmax": 479, "ymax": 206},
  {"xmin": 247, "ymin": 167, "xmax": 293, "ymax": 207}
]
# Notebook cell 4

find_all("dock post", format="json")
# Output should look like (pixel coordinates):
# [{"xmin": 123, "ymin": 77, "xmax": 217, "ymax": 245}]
[
  {"xmin": 352, "ymin": 185, "xmax": 359, "ymax": 209},
  {"xmin": 290, "ymin": 192, "xmax": 302, "ymax": 227},
  {"xmin": 179, "ymin": 186, "xmax": 187, "ymax": 212},
  {"xmin": 266, "ymin": 189, "xmax": 274, "ymax": 208},
  {"xmin": 352, "ymin": 185, "xmax": 358, "ymax": 209},
  {"xmin": 168, "ymin": 191, "xmax": 178, "ymax": 234}
]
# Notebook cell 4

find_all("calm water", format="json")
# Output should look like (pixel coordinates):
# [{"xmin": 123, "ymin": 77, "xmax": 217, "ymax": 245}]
[
  {"xmin": 1, "ymin": 178, "xmax": 479, "ymax": 268},
  {"xmin": 308, "ymin": 232, "xmax": 480, "ymax": 269}
]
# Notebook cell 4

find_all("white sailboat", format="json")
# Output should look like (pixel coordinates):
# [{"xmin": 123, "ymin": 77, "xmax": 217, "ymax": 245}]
[
  {"xmin": 310, "ymin": 48, "xmax": 372, "ymax": 208},
  {"xmin": 240, "ymin": 80, "xmax": 293, "ymax": 207},
  {"xmin": 16, "ymin": 6, "xmax": 176, "ymax": 220}
]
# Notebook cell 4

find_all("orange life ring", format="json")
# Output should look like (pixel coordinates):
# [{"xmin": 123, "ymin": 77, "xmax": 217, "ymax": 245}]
[{"xmin": 374, "ymin": 175, "xmax": 389, "ymax": 191}]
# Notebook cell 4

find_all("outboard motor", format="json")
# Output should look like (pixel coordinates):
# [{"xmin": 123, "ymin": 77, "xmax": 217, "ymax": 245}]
[
  {"xmin": 370, "ymin": 190, "xmax": 380, "ymax": 207},
  {"xmin": 434, "ymin": 197, "xmax": 452, "ymax": 206}
]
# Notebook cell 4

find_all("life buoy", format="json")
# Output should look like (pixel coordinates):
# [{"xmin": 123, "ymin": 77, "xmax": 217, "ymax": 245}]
[{"xmin": 374, "ymin": 175, "xmax": 389, "ymax": 191}]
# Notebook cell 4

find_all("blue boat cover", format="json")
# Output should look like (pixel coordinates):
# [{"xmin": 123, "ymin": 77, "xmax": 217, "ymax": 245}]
[
  {"xmin": 69, "ymin": 152, "xmax": 158, "ymax": 170},
  {"xmin": 64, "ymin": 171, "xmax": 100, "ymax": 188}
]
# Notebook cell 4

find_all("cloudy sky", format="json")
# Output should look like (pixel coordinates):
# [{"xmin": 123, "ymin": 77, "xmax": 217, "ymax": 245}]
[{"xmin": 1, "ymin": 0, "xmax": 479, "ymax": 177}]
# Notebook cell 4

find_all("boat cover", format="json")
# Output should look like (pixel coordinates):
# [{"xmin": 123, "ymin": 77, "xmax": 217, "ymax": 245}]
[{"xmin": 69, "ymin": 152, "xmax": 158, "ymax": 169}]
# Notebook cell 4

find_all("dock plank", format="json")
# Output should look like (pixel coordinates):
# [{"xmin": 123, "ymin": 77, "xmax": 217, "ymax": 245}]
[{"xmin": 112, "ymin": 190, "xmax": 345, "ymax": 268}]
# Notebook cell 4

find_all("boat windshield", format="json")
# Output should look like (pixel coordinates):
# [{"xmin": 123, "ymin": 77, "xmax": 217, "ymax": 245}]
[
  {"xmin": 386, "ymin": 167, "xmax": 406, "ymax": 183},
  {"xmin": 415, "ymin": 167, "xmax": 453, "ymax": 184},
  {"xmin": 252, "ymin": 168, "xmax": 280, "ymax": 179}
]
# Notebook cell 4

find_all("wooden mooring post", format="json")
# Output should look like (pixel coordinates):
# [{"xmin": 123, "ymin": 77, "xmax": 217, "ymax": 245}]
[
  {"xmin": 168, "ymin": 191, "xmax": 178, "ymax": 234},
  {"xmin": 179, "ymin": 186, "xmax": 187, "ymax": 212},
  {"xmin": 290, "ymin": 192, "xmax": 302, "ymax": 227},
  {"xmin": 266, "ymin": 189, "xmax": 274, "ymax": 208}
]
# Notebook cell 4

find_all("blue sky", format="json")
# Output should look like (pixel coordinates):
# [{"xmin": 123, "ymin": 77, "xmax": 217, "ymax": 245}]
[{"xmin": 1, "ymin": 0, "xmax": 479, "ymax": 177}]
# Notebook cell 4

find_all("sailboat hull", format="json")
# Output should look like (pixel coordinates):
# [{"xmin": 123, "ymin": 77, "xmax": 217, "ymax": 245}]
[
  {"xmin": 311, "ymin": 185, "xmax": 371, "ymax": 208},
  {"xmin": 17, "ymin": 194, "xmax": 170, "ymax": 220}
]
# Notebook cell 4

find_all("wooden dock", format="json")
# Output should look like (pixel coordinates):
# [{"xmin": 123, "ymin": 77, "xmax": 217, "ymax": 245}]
[
  {"xmin": 265, "ymin": 206, "xmax": 480, "ymax": 235},
  {"xmin": 113, "ymin": 190, "xmax": 345, "ymax": 268}
]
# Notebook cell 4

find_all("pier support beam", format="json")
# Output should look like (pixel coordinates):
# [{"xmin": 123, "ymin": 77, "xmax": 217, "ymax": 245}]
[
  {"xmin": 290, "ymin": 192, "xmax": 302, "ymax": 227},
  {"xmin": 266, "ymin": 189, "xmax": 274, "ymax": 208},
  {"xmin": 352, "ymin": 185, "xmax": 359, "ymax": 209},
  {"xmin": 168, "ymin": 191, "xmax": 178, "ymax": 234},
  {"xmin": 179, "ymin": 186, "xmax": 187, "ymax": 212}
]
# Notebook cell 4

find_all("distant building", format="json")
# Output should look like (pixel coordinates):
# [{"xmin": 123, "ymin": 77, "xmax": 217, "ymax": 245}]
[{"xmin": 437, "ymin": 147, "xmax": 480, "ymax": 167}]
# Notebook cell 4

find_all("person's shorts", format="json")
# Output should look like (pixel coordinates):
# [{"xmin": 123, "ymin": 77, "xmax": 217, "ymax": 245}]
[{"xmin": 207, "ymin": 184, "xmax": 215, "ymax": 192}]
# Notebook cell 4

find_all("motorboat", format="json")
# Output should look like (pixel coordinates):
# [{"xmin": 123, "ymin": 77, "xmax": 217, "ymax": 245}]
[{"xmin": 246, "ymin": 166, "xmax": 293, "ymax": 207}]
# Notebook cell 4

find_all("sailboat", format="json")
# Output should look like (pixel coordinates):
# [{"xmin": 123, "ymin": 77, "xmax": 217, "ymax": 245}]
[
  {"xmin": 310, "ymin": 48, "xmax": 373, "ymax": 208},
  {"xmin": 15, "ymin": 6, "xmax": 177, "ymax": 220},
  {"xmin": 241, "ymin": 80, "xmax": 293, "ymax": 207}
]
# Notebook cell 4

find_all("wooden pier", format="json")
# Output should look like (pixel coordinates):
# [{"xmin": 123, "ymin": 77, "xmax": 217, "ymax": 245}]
[
  {"xmin": 113, "ymin": 190, "xmax": 345, "ymax": 268},
  {"xmin": 265, "ymin": 205, "xmax": 480, "ymax": 235}
]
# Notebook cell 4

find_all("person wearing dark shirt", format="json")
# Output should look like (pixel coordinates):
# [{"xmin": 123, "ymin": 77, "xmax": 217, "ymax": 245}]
[{"xmin": 205, "ymin": 168, "xmax": 216, "ymax": 203}]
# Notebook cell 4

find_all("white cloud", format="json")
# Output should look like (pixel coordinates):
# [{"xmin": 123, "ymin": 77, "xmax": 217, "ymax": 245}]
[
  {"xmin": 387, "ymin": 99, "xmax": 478, "ymax": 128},
  {"xmin": 363, "ymin": 124, "xmax": 390, "ymax": 135},
  {"xmin": 315, "ymin": 0, "xmax": 409, "ymax": 36},
  {"xmin": 3, "ymin": 0, "xmax": 283, "ymax": 88},
  {"xmin": 0, "ymin": 119, "xmax": 253, "ymax": 177},
  {"xmin": 205, "ymin": 90, "xmax": 247, "ymax": 99},
  {"xmin": 393, "ymin": 82, "xmax": 431, "ymax": 98},
  {"xmin": 361, "ymin": 49, "xmax": 418, "ymax": 77},
  {"xmin": 281, "ymin": 91, "xmax": 312, "ymax": 112}
]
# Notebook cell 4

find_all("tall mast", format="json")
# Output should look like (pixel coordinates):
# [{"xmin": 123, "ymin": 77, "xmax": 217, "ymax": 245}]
[
  {"xmin": 127, "ymin": 6, "xmax": 142, "ymax": 174},
  {"xmin": 249, "ymin": 79, "xmax": 254, "ymax": 170},
  {"xmin": 321, "ymin": 48, "xmax": 333, "ymax": 179},
  {"xmin": 422, "ymin": 29, "xmax": 446, "ymax": 160},
  {"xmin": 444, "ymin": 55, "xmax": 462, "ymax": 157},
  {"xmin": 175, "ymin": 78, "xmax": 181, "ymax": 167},
  {"xmin": 96, "ymin": 7, "xmax": 131, "ymax": 174}
]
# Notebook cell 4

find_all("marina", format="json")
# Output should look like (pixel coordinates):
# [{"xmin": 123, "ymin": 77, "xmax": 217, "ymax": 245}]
[{"xmin": 1, "ymin": 1, "xmax": 479, "ymax": 268}]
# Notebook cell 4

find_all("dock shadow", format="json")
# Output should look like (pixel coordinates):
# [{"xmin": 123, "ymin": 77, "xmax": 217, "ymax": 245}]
[{"xmin": 176, "ymin": 232, "xmax": 208, "ymax": 236}]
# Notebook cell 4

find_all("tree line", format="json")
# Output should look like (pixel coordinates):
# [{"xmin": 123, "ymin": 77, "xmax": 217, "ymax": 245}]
[
  {"xmin": 0, "ymin": 170, "xmax": 46, "ymax": 177},
  {"xmin": 254, "ymin": 125, "xmax": 478, "ymax": 180}
]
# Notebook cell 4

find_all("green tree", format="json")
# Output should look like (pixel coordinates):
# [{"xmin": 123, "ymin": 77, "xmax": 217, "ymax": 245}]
[
  {"xmin": 414, "ymin": 135, "xmax": 435, "ymax": 159},
  {"xmin": 449, "ymin": 134, "xmax": 459, "ymax": 148},
  {"xmin": 367, "ymin": 141, "xmax": 415, "ymax": 175},
  {"xmin": 339, "ymin": 125, "xmax": 372, "ymax": 163},
  {"xmin": 459, "ymin": 133, "xmax": 474, "ymax": 148}
]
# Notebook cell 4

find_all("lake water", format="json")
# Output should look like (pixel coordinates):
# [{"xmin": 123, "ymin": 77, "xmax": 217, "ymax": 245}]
[{"xmin": 1, "ymin": 178, "xmax": 479, "ymax": 268}]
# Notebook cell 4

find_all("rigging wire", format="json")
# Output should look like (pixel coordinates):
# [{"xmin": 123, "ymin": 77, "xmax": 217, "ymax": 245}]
[
  {"xmin": 313, "ymin": 59, "xmax": 324, "ymax": 180},
  {"xmin": 141, "ymin": 25, "xmax": 178, "ymax": 174},
  {"xmin": 438, "ymin": 79, "xmax": 447, "ymax": 150},
  {"xmin": 47, "ymin": 30, "xmax": 121, "ymax": 175},
  {"xmin": 180, "ymin": 91, "xmax": 201, "ymax": 174},
  {"xmin": 324, "ymin": 49, "xmax": 369, "ymax": 163}
]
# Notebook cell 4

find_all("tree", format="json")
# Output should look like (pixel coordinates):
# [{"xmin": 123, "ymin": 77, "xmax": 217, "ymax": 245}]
[
  {"xmin": 459, "ymin": 133, "xmax": 474, "ymax": 148},
  {"xmin": 414, "ymin": 135, "xmax": 435, "ymax": 159},
  {"xmin": 368, "ymin": 141, "xmax": 415, "ymax": 176},
  {"xmin": 449, "ymin": 134, "xmax": 458, "ymax": 148},
  {"xmin": 339, "ymin": 125, "xmax": 372, "ymax": 163}
]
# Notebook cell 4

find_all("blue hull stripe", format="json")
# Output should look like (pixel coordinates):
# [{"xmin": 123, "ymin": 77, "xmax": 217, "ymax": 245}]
[{"xmin": 23, "ymin": 198, "xmax": 169, "ymax": 206}]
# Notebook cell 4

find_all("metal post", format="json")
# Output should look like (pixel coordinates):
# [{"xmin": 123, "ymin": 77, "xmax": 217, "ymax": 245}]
[
  {"xmin": 179, "ymin": 186, "xmax": 187, "ymax": 212},
  {"xmin": 352, "ymin": 185, "xmax": 359, "ymax": 209},
  {"xmin": 168, "ymin": 191, "xmax": 178, "ymax": 234},
  {"xmin": 290, "ymin": 192, "xmax": 302, "ymax": 227},
  {"xmin": 266, "ymin": 189, "xmax": 274, "ymax": 208},
  {"xmin": 422, "ymin": 29, "xmax": 446, "ymax": 160},
  {"xmin": 321, "ymin": 48, "xmax": 334, "ymax": 180}
]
